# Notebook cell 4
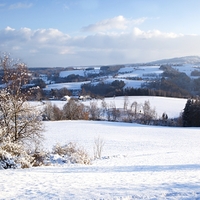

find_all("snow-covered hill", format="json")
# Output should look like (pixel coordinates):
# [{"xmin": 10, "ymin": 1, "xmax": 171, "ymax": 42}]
[
  {"xmin": 149, "ymin": 55, "xmax": 200, "ymax": 65},
  {"xmin": 43, "ymin": 56, "xmax": 200, "ymax": 92}
]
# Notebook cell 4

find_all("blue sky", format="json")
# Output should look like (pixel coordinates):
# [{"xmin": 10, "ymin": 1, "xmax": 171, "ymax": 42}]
[{"xmin": 1, "ymin": 0, "xmax": 200, "ymax": 67}]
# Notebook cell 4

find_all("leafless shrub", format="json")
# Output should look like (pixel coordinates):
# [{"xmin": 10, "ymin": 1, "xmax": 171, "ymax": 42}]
[{"xmin": 93, "ymin": 136, "xmax": 105, "ymax": 159}]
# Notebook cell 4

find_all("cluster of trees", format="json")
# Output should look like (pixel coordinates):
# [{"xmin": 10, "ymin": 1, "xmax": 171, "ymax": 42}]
[
  {"xmin": 81, "ymin": 80, "xmax": 125, "ymax": 97},
  {"xmin": 43, "ymin": 97, "xmax": 159, "ymax": 125},
  {"xmin": 144, "ymin": 78, "xmax": 190, "ymax": 98},
  {"xmin": 124, "ymin": 87, "xmax": 187, "ymax": 98},
  {"xmin": 53, "ymin": 74, "xmax": 88, "ymax": 83},
  {"xmin": 43, "ymin": 99, "xmax": 89, "ymax": 121},
  {"xmin": 100, "ymin": 65, "xmax": 123, "ymax": 75},
  {"xmin": 81, "ymin": 80, "xmax": 191, "ymax": 99},
  {"xmin": 182, "ymin": 98, "xmax": 200, "ymax": 127},
  {"xmin": 144, "ymin": 65, "xmax": 191, "ymax": 98}
]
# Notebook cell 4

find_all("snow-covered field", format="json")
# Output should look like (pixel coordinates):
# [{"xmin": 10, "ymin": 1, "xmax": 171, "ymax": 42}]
[
  {"xmin": 117, "ymin": 65, "xmax": 163, "ymax": 78},
  {"xmin": 44, "ymin": 81, "xmax": 91, "ymax": 91},
  {"xmin": 1, "ymin": 119, "xmax": 200, "ymax": 199},
  {"xmin": 101, "ymin": 96, "xmax": 186, "ymax": 118}
]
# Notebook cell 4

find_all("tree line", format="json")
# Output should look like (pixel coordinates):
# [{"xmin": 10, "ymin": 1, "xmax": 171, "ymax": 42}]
[{"xmin": 42, "ymin": 97, "xmax": 174, "ymax": 126}]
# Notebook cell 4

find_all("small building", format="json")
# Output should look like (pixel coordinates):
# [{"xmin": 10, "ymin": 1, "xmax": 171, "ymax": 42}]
[
  {"xmin": 61, "ymin": 95, "xmax": 71, "ymax": 101},
  {"xmin": 78, "ymin": 95, "xmax": 92, "ymax": 101}
]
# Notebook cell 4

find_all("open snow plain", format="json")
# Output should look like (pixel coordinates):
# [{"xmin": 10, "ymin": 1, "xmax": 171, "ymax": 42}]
[{"xmin": 1, "ymin": 119, "xmax": 200, "ymax": 199}]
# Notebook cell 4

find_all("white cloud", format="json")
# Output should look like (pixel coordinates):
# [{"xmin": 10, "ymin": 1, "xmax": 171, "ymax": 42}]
[
  {"xmin": 82, "ymin": 16, "xmax": 147, "ymax": 32},
  {"xmin": 9, "ymin": 2, "xmax": 33, "ymax": 10},
  {"xmin": 132, "ymin": 27, "xmax": 182, "ymax": 39},
  {"xmin": 0, "ymin": 26, "xmax": 199, "ymax": 67},
  {"xmin": 5, "ymin": 26, "xmax": 15, "ymax": 31},
  {"xmin": 31, "ymin": 28, "xmax": 70, "ymax": 45}
]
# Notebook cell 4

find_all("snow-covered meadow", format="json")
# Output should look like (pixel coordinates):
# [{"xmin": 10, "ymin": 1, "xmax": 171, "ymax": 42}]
[
  {"xmin": 1, "ymin": 96, "xmax": 200, "ymax": 199},
  {"xmin": 1, "ymin": 120, "xmax": 200, "ymax": 199}
]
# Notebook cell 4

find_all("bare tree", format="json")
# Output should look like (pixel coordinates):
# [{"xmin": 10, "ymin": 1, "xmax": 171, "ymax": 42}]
[
  {"xmin": 109, "ymin": 101, "xmax": 120, "ymax": 121},
  {"xmin": 89, "ymin": 101, "xmax": 101, "ymax": 120},
  {"xmin": 101, "ymin": 99, "xmax": 112, "ymax": 121},
  {"xmin": 123, "ymin": 96, "xmax": 129, "ymax": 111},
  {"xmin": 52, "ymin": 104, "xmax": 63, "ymax": 120},
  {"xmin": 0, "ymin": 90, "xmax": 44, "ymax": 145},
  {"xmin": 122, "ymin": 101, "xmax": 142, "ymax": 122},
  {"xmin": 63, "ymin": 99, "xmax": 88, "ymax": 120},
  {"xmin": 43, "ymin": 102, "xmax": 63, "ymax": 121},
  {"xmin": 141, "ymin": 100, "xmax": 157, "ymax": 124},
  {"xmin": 101, "ymin": 99, "xmax": 108, "ymax": 116},
  {"xmin": 43, "ymin": 101, "xmax": 55, "ymax": 120},
  {"xmin": 130, "ymin": 101, "xmax": 139, "ymax": 116},
  {"xmin": 0, "ymin": 53, "xmax": 44, "ymax": 149}
]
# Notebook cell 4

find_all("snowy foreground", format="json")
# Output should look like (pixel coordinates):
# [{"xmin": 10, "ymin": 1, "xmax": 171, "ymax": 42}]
[{"xmin": 1, "ymin": 120, "xmax": 200, "ymax": 199}]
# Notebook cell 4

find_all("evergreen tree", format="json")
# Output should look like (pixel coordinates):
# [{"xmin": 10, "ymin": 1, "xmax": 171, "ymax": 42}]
[
  {"xmin": 182, "ymin": 99, "xmax": 192, "ymax": 126},
  {"xmin": 182, "ymin": 99, "xmax": 200, "ymax": 127}
]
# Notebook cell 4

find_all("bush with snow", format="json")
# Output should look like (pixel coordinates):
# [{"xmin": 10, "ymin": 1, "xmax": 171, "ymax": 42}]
[
  {"xmin": 0, "ymin": 142, "xmax": 33, "ymax": 169},
  {"xmin": 52, "ymin": 142, "xmax": 91, "ymax": 165},
  {"xmin": 0, "ymin": 149, "xmax": 16, "ymax": 169},
  {"xmin": 31, "ymin": 151, "xmax": 50, "ymax": 167}
]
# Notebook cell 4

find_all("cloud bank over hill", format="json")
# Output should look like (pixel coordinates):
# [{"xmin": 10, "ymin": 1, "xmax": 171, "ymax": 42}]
[{"xmin": 1, "ymin": 15, "xmax": 200, "ymax": 67}]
